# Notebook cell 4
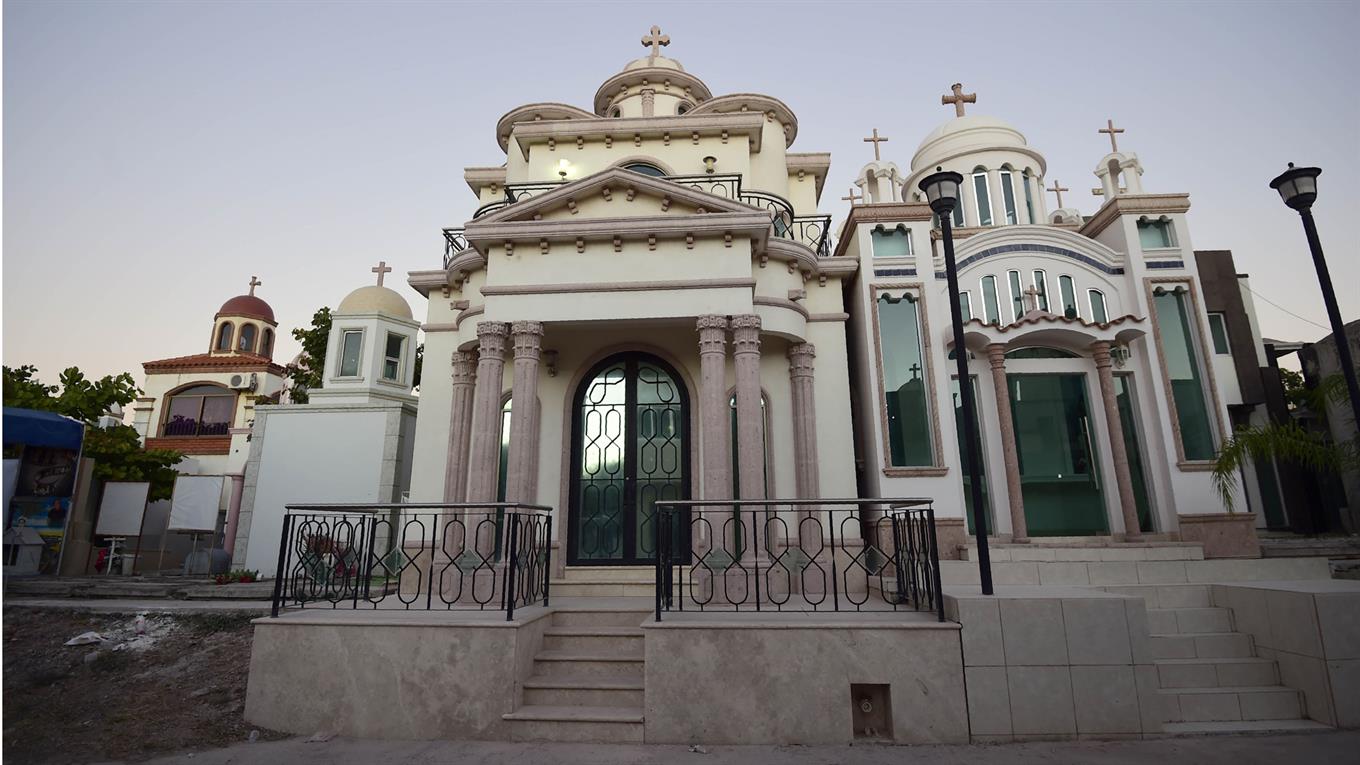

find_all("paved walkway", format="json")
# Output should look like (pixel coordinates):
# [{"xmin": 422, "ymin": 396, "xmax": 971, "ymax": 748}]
[
  {"xmin": 4, "ymin": 598, "xmax": 270, "ymax": 614},
  {"xmin": 131, "ymin": 730, "xmax": 1360, "ymax": 765}
]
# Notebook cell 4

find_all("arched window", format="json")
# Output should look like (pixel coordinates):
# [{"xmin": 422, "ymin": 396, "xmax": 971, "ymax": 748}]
[
  {"xmin": 971, "ymin": 167, "xmax": 993, "ymax": 226},
  {"xmin": 958, "ymin": 291, "xmax": 973, "ymax": 322},
  {"xmin": 261, "ymin": 328, "xmax": 274, "ymax": 358},
  {"xmin": 1031, "ymin": 270, "xmax": 1050, "ymax": 311},
  {"xmin": 162, "ymin": 384, "xmax": 235, "ymax": 437},
  {"xmin": 610, "ymin": 107, "xmax": 621, "ymax": 118},
  {"xmin": 676, "ymin": 102, "xmax": 692, "ymax": 115},
  {"xmin": 1088, "ymin": 289, "xmax": 1109, "ymax": 324},
  {"xmin": 1137, "ymin": 216, "xmax": 1176, "ymax": 248},
  {"xmin": 999, "ymin": 166, "xmax": 1019, "ymax": 225},
  {"xmin": 980, "ymin": 275, "xmax": 1001, "ymax": 325},
  {"xmin": 870, "ymin": 224, "xmax": 912, "ymax": 258},
  {"xmin": 496, "ymin": 398, "xmax": 513, "ymax": 502},
  {"xmin": 622, "ymin": 162, "xmax": 666, "ymax": 178},
  {"xmin": 1058, "ymin": 275, "xmax": 1079, "ymax": 318},
  {"xmin": 1007, "ymin": 270, "xmax": 1025, "ymax": 322},
  {"xmin": 215, "ymin": 323, "xmax": 233, "ymax": 351},
  {"xmin": 1022, "ymin": 168, "xmax": 1036, "ymax": 222},
  {"xmin": 237, "ymin": 324, "xmax": 257, "ymax": 353}
]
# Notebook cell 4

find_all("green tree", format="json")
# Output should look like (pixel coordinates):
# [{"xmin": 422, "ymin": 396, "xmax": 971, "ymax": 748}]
[
  {"xmin": 285, "ymin": 307, "xmax": 331, "ymax": 404},
  {"xmin": 2, "ymin": 365, "xmax": 184, "ymax": 500}
]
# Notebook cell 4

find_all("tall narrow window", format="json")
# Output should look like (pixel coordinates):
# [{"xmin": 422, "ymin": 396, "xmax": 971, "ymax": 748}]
[
  {"xmin": 238, "ymin": 324, "xmax": 257, "ymax": 353},
  {"xmin": 1207, "ymin": 313, "xmax": 1231, "ymax": 354},
  {"xmin": 1153, "ymin": 287, "xmax": 1217, "ymax": 461},
  {"xmin": 871, "ymin": 225, "xmax": 912, "ymax": 258},
  {"xmin": 981, "ymin": 276, "xmax": 1001, "ymax": 325},
  {"xmin": 1031, "ymin": 270, "xmax": 1050, "ymax": 311},
  {"xmin": 215, "ymin": 323, "xmax": 233, "ymax": 351},
  {"xmin": 496, "ymin": 399, "xmax": 512, "ymax": 502},
  {"xmin": 972, "ymin": 171, "xmax": 993, "ymax": 226},
  {"xmin": 1059, "ymin": 275, "xmax": 1079, "ymax": 318},
  {"xmin": 1088, "ymin": 289, "xmax": 1109, "ymax": 323},
  {"xmin": 1007, "ymin": 270, "xmax": 1024, "ymax": 322},
  {"xmin": 959, "ymin": 291, "xmax": 973, "ymax": 322},
  {"xmin": 382, "ymin": 333, "xmax": 407, "ymax": 382},
  {"xmin": 261, "ymin": 328, "xmax": 274, "ymax": 358},
  {"xmin": 1138, "ymin": 218, "xmax": 1175, "ymax": 248},
  {"xmin": 338, "ymin": 330, "xmax": 363, "ymax": 377},
  {"xmin": 877, "ymin": 293, "xmax": 935, "ymax": 467},
  {"xmin": 1022, "ymin": 169, "xmax": 1035, "ymax": 222},
  {"xmin": 952, "ymin": 190, "xmax": 965, "ymax": 228},
  {"xmin": 1000, "ymin": 170, "xmax": 1018, "ymax": 225}
]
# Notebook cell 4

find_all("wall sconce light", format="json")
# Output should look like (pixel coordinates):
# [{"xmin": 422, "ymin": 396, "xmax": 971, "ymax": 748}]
[
  {"xmin": 703, "ymin": 156, "xmax": 717, "ymax": 175},
  {"xmin": 1111, "ymin": 343, "xmax": 1131, "ymax": 368},
  {"xmin": 557, "ymin": 159, "xmax": 571, "ymax": 180},
  {"xmin": 544, "ymin": 349, "xmax": 559, "ymax": 377}
]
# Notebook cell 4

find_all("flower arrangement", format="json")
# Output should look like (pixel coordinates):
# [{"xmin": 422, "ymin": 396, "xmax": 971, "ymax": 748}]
[{"xmin": 214, "ymin": 568, "xmax": 260, "ymax": 585}]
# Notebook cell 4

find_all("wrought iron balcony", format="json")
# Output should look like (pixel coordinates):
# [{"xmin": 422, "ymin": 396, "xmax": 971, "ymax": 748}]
[{"xmin": 443, "ymin": 172, "xmax": 834, "ymax": 266}]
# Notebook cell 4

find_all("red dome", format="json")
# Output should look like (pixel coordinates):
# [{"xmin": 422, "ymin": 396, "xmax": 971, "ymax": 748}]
[{"xmin": 216, "ymin": 294, "xmax": 275, "ymax": 323}]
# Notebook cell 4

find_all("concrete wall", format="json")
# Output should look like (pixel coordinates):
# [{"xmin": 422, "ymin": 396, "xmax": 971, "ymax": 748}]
[{"xmin": 643, "ymin": 616, "xmax": 967, "ymax": 745}]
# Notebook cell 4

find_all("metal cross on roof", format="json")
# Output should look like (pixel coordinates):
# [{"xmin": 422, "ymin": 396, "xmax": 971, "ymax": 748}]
[
  {"xmin": 641, "ymin": 25, "xmax": 670, "ymax": 57},
  {"xmin": 942, "ymin": 83, "xmax": 977, "ymax": 117},
  {"xmin": 863, "ymin": 128, "xmax": 890, "ymax": 161},
  {"xmin": 1099, "ymin": 118, "xmax": 1125, "ymax": 153},
  {"xmin": 1047, "ymin": 179, "xmax": 1069, "ymax": 208},
  {"xmin": 841, "ymin": 186, "xmax": 864, "ymax": 205},
  {"xmin": 372, "ymin": 260, "xmax": 392, "ymax": 287},
  {"xmin": 248, "ymin": 275, "xmax": 262, "ymax": 296}
]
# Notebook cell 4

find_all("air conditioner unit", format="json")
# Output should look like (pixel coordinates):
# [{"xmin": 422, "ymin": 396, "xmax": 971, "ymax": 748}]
[{"xmin": 228, "ymin": 373, "xmax": 258, "ymax": 391}]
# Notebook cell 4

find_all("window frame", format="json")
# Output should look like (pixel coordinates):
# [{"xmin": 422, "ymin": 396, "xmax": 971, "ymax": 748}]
[
  {"xmin": 381, "ymin": 331, "xmax": 408, "ymax": 383},
  {"xmin": 336, "ymin": 328, "xmax": 366, "ymax": 379},
  {"xmin": 1206, "ymin": 312, "xmax": 1231, "ymax": 355},
  {"xmin": 869, "ymin": 284, "xmax": 947, "ymax": 476},
  {"xmin": 1007, "ymin": 269, "xmax": 1025, "ymax": 323},
  {"xmin": 1059, "ymin": 275, "xmax": 1080, "ymax": 318},
  {"xmin": 870, "ymin": 224, "xmax": 913, "ymax": 259},
  {"xmin": 159, "ymin": 383, "xmax": 236, "ymax": 438},
  {"xmin": 1031, "ymin": 269, "xmax": 1050, "ymax": 312},
  {"xmin": 1088, "ymin": 289, "xmax": 1109, "ymax": 324},
  {"xmin": 958, "ymin": 291, "xmax": 973, "ymax": 323},
  {"xmin": 1146, "ymin": 279, "xmax": 1224, "ymax": 467},
  {"xmin": 971, "ymin": 170, "xmax": 993, "ymax": 227},
  {"xmin": 999, "ymin": 169, "xmax": 1018, "ymax": 225},
  {"xmin": 237, "ymin": 323, "xmax": 257, "ymax": 353},
  {"xmin": 1022, "ymin": 168, "xmax": 1035, "ymax": 223},
  {"xmin": 981, "ymin": 275, "xmax": 1002, "ymax": 325},
  {"xmin": 215, "ymin": 322, "xmax": 234, "ymax": 352},
  {"xmin": 1137, "ymin": 216, "xmax": 1177, "ymax": 249}
]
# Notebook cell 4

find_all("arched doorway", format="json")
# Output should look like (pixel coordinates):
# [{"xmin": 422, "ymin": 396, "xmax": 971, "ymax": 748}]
[{"xmin": 568, "ymin": 352, "xmax": 690, "ymax": 565}]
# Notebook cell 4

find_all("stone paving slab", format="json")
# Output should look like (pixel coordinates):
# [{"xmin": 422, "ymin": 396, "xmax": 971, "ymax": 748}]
[{"xmin": 4, "ymin": 598, "xmax": 270, "ymax": 614}]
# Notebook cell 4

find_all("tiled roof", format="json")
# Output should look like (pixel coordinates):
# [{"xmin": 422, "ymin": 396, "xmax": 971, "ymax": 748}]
[{"xmin": 142, "ymin": 352, "xmax": 284, "ymax": 374}]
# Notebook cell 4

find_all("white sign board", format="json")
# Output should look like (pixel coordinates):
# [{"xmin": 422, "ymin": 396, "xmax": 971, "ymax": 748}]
[
  {"xmin": 168, "ymin": 475, "xmax": 224, "ymax": 532},
  {"xmin": 95, "ymin": 482, "xmax": 150, "ymax": 537}
]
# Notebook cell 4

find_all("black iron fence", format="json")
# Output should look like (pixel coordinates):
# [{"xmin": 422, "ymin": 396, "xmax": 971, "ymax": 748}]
[
  {"xmin": 269, "ymin": 503, "xmax": 553, "ymax": 621},
  {"xmin": 653, "ymin": 498, "xmax": 944, "ymax": 621}
]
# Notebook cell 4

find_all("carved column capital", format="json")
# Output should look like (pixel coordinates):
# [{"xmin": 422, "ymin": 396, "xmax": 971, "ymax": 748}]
[
  {"xmin": 1089, "ymin": 340, "xmax": 1113, "ymax": 368},
  {"xmin": 450, "ymin": 351, "xmax": 478, "ymax": 386},
  {"xmin": 697, "ymin": 315, "xmax": 729, "ymax": 355},
  {"xmin": 510, "ymin": 320, "xmax": 545, "ymax": 360},
  {"xmin": 731, "ymin": 314, "xmax": 761, "ymax": 356},
  {"xmin": 476, "ymin": 321, "xmax": 510, "ymax": 357},
  {"xmin": 787, "ymin": 342, "xmax": 816, "ymax": 378},
  {"xmin": 985, "ymin": 343, "xmax": 1007, "ymax": 368}
]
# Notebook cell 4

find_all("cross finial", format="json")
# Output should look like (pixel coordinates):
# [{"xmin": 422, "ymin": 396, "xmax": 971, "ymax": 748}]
[
  {"xmin": 1099, "ymin": 118, "xmax": 1125, "ymax": 153},
  {"xmin": 1047, "ymin": 179, "xmax": 1069, "ymax": 208},
  {"xmin": 862, "ymin": 128, "xmax": 890, "ymax": 161},
  {"xmin": 841, "ymin": 186, "xmax": 864, "ymax": 205},
  {"xmin": 941, "ymin": 82, "xmax": 977, "ymax": 117},
  {"xmin": 1023, "ymin": 284, "xmax": 1041, "ymax": 313},
  {"xmin": 371, "ymin": 260, "xmax": 392, "ymax": 286},
  {"xmin": 641, "ymin": 25, "xmax": 670, "ymax": 57},
  {"xmin": 248, "ymin": 275, "xmax": 262, "ymax": 296}
]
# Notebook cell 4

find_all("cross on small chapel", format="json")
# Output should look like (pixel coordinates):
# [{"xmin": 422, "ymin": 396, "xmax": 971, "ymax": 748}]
[
  {"xmin": 1099, "ymin": 118, "xmax": 1125, "ymax": 153},
  {"xmin": 1023, "ymin": 284, "xmax": 1042, "ymax": 313},
  {"xmin": 909, "ymin": 362, "xmax": 922, "ymax": 381},
  {"xmin": 371, "ymin": 260, "xmax": 392, "ymax": 286},
  {"xmin": 841, "ymin": 186, "xmax": 864, "ymax": 205},
  {"xmin": 863, "ymin": 128, "xmax": 890, "ymax": 161},
  {"xmin": 941, "ymin": 83, "xmax": 977, "ymax": 117},
  {"xmin": 1047, "ymin": 179, "xmax": 1069, "ymax": 208},
  {"xmin": 641, "ymin": 25, "xmax": 670, "ymax": 57},
  {"xmin": 247, "ymin": 275, "xmax": 262, "ymax": 296}
]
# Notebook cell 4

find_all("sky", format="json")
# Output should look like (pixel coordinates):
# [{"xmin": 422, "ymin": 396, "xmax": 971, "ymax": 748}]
[{"xmin": 4, "ymin": 0, "xmax": 1358, "ymax": 386}]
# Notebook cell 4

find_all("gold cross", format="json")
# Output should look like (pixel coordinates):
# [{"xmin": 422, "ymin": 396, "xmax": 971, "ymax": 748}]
[
  {"xmin": 1099, "ymin": 118, "xmax": 1125, "ymax": 153},
  {"xmin": 372, "ymin": 260, "xmax": 392, "ymax": 286},
  {"xmin": 941, "ymin": 83, "xmax": 977, "ymax": 117},
  {"xmin": 1047, "ymin": 179, "xmax": 1069, "ymax": 208},
  {"xmin": 248, "ymin": 275, "xmax": 262, "ymax": 296},
  {"xmin": 641, "ymin": 25, "xmax": 670, "ymax": 57},
  {"xmin": 862, "ymin": 128, "xmax": 890, "ymax": 161},
  {"xmin": 841, "ymin": 186, "xmax": 864, "ymax": 205}
]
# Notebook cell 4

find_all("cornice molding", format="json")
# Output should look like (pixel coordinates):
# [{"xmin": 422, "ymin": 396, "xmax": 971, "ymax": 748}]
[
  {"xmin": 480, "ymin": 277, "xmax": 755, "ymax": 296},
  {"xmin": 592, "ymin": 67, "xmax": 713, "ymax": 116},
  {"xmin": 509, "ymin": 112, "xmax": 764, "ymax": 161},
  {"xmin": 464, "ymin": 166, "xmax": 508, "ymax": 196},
  {"xmin": 832, "ymin": 202, "xmax": 933, "ymax": 258},
  {"xmin": 1080, "ymin": 193, "xmax": 1192, "ymax": 238},
  {"xmin": 686, "ymin": 93, "xmax": 799, "ymax": 147},
  {"xmin": 495, "ymin": 102, "xmax": 596, "ymax": 152}
]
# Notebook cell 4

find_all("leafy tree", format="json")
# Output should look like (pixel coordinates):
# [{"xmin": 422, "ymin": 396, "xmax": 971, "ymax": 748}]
[
  {"xmin": 2, "ymin": 365, "xmax": 184, "ymax": 500},
  {"xmin": 285, "ymin": 307, "xmax": 331, "ymax": 404}
]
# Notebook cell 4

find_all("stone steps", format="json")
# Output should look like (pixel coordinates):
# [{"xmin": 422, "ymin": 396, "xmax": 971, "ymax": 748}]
[
  {"xmin": 959, "ymin": 542, "xmax": 1204, "ymax": 562},
  {"xmin": 531, "ymin": 651, "xmax": 645, "ymax": 681},
  {"xmin": 549, "ymin": 609, "xmax": 650, "ymax": 628},
  {"xmin": 1160, "ymin": 719, "xmax": 1332, "ymax": 735},
  {"xmin": 939, "ymin": 556, "xmax": 1332, "ymax": 586},
  {"xmin": 1150, "ymin": 632, "xmax": 1256, "ymax": 660},
  {"xmin": 1147, "ymin": 606, "xmax": 1233, "ymax": 635},
  {"xmin": 1103, "ymin": 584, "xmax": 1211, "ymax": 609},
  {"xmin": 1154, "ymin": 657, "xmax": 1279, "ymax": 688},
  {"xmin": 521, "ymin": 677, "xmax": 645, "ymax": 707},
  {"xmin": 549, "ymin": 580, "xmax": 655, "ymax": 598},
  {"xmin": 541, "ymin": 626, "xmax": 644, "ymax": 653},
  {"xmin": 1158, "ymin": 685, "xmax": 1304, "ymax": 723},
  {"xmin": 501, "ymin": 705, "xmax": 644, "ymax": 743}
]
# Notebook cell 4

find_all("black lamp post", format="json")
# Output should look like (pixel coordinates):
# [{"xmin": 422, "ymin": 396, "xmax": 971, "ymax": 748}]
[
  {"xmin": 919, "ymin": 167, "xmax": 993, "ymax": 595},
  {"xmin": 1269, "ymin": 163, "xmax": 1360, "ymax": 442}
]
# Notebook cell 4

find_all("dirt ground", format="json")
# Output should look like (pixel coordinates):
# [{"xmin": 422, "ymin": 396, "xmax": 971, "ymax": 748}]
[{"xmin": 2, "ymin": 607, "xmax": 284, "ymax": 764}]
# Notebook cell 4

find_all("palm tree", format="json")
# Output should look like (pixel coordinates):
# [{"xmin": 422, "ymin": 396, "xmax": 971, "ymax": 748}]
[{"xmin": 1212, "ymin": 374, "xmax": 1358, "ymax": 512}]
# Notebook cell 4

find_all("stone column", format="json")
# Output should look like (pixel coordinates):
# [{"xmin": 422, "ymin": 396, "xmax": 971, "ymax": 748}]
[
  {"xmin": 732, "ymin": 315, "xmax": 765, "ymax": 501},
  {"xmin": 985, "ymin": 344, "xmax": 1028, "ymax": 542},
  {"xmin": 1091, "ymin": 341, "xmax": 1143, "ymax": 541},
  {"xmin": 465, "ymin": 322, "xmax": 508, "ymax": 555},
  {"xmin": 504, "ymin": 321, "xmax": 544, "ymax": 504},
  {"xmin": 697, "ymin": 316, "xmax": 732, "ymax": 504},
  {"xmin": 787, "ymin": 343, "xmax": 820, "ymax": 500},
  {"xmin": 987, "ymin": 168, "xmax": 1006, "ymax": 225},
  {"xmin": 222, "ymin": 473, "xmax": 245, "ymax": 557},
  {"xmin": 443, "ymin": 351, "xmax": 478, "ymax": 503}
]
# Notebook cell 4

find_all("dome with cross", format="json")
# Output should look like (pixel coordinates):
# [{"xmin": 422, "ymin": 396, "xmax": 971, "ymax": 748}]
[
  {"xmin": 593, "ymin": 25, "xmax": 712, "ymax": 117},
  {"xmin": 337, "ymin": 261, "xmax": 413, "ymax": 319},
  {"xmin": 209, "ymin": 276, "xmax": 279, "ymax": 358}
]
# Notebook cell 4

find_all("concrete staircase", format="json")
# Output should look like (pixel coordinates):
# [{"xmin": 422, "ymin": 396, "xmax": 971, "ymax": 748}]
[
  {"xmin": 549, "ymin": 566, "xmax": 655, "ymax": 597},
  {"xmin": 1115, "ymin": 584, "xmax": 1331, "ymax": 734},
  {"xmin": 502, "ymin": 604, "xmax": 650, "ymax": 742}
]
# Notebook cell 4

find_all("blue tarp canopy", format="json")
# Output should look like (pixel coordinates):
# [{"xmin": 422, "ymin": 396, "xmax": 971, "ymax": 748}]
[{"xmin": 3, "ymin": 407, "xmax": 85, "ymax": 451}]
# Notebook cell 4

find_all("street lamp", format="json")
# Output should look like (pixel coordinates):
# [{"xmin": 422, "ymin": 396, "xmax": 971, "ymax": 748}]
[
  {"xmin": 1269, "ymin": 163, "xmax": 1360, "ymax": 446},
  {"xmin": 919, "ymin": 166, "xmax": 994, "ymax": 595}
]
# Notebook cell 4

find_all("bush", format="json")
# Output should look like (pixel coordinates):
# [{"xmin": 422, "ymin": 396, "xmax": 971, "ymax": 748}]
[{"xmin": 213, "ymin": 569, "xmax": 259, "ymax": 585}]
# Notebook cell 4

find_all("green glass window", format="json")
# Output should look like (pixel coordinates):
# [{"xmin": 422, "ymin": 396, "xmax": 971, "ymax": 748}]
[
  {"xmin": 981, "ymin": 276, "xmax": 1001, "ymax": 325},
  {"xmin": 1059, "ymin": 276, "xmax": 1079, "ymax": 318},
  {"xmin": 1138, "ymin": 219, "xmax": 1175, "ymax": 248},
  {"xmin": 952, "ymin": 376, "xmax": 992, "ymax": 534},
  {"xmin": 1153, "ymin": 287, "xmax": 1217, "ymax": 460},
  {"xmin": 1089, "ymin": 290, "xmax": 1109, "ymax": 324},
  {"xmin": 1113, "ymin": 374, "xmax": 1155, "ymax": 532},
  {"xmin": 972, "ymin": 172, "xmax": 993, "ymax": 226},
  {"xmin": 382, "ymin": 333, "xmax": 406, "ymax": 382},
  {"xmin": 496, "ymin": 399, "xmax": 512, "ymax": 502},
  {"xmin": 871, "ymin": 225, "xmax": 912, "ymax": 258},
  {"xmin": 338, "ymin": 330, "xmax": 363, "ymax": 377},
  {"xmin": 1207, "ymin": 313, "xmax": 1231, "ymax": 355},
  {"xmin": 623, "ymin": 162, "xmax": 666, "ymax": 177},
  {"xmin": 1022, "ymin": 169, "xmax": 1035, "ymax": 222},
  {"xmin": 1005, "ymin": 347, "xmax": 1078, "ymax": 359},
  {"xmin": 1008, "ymin": 270, "xmax": 1024, "ymax": 322},
  {"xmin": 1000, "ymin": 171, "xmax": 1018, "ymax": 224},
  {"xmin": 878, "ymin": 294, "xmax": 935, "ymax": 467},
  {"xmin": 952, "ymin": 191, "xmax": 965, "ymax": 228},
  {"xmin": 959, "ymin": 291, "xmax": 972, "ymax": 322},
  {"xmin": 1032, "ymin": 270, "xmax": 1049, "ymax": 311}
]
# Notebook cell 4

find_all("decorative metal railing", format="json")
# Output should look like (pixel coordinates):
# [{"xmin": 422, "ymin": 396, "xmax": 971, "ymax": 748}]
[
  {"xmin": 653, "ymin": 498, "xmax": 944, "ymax": 621},
  {"xmin": 269, "ymin": 502, "xmax": 553, "ymax": 621},
  {"xmin": 443, "ymin": 172, "xmax": 835, "ymax": 266}
]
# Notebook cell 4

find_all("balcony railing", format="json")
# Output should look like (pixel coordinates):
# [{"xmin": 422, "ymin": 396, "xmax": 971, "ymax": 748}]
[
  {"xmin": 442, "ymin": 172, "xmax": 834, "ymax": 266},
  {"xmin": 269, "ymin": 502, "xmax": 553, "ymax": 621},
  {"xmin": 652, "ymin": 498, "xmax": 944, "ymax": 621}
]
